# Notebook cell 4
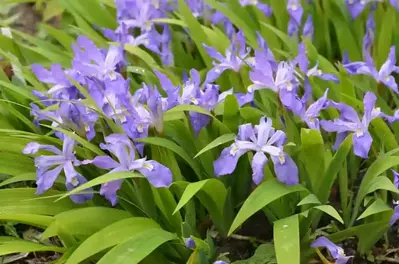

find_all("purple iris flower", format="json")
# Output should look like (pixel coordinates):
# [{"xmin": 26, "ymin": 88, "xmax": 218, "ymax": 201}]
[
  {"xmin": 213, "ymin": 261, "xmax": 228, "ymax": 264},
  {"xmin": 72, "ymin": 36, "xmax": 124, "ymax": 81},
  {"xmin": 391, "ymin": 0, "xmax": 399, "ymax": 10},
  {"xmin": 303, "ymin": 15, "xmax": 314, "ymax": 40},
  {"xmin": 217, "ymin": 88, "xmax": 254, "ymax": 107},
  {"xmin": 239, "ymin": 0, "xmax": 273, "ymax": 17},
  {"xmin": 185, "ymin": 238, "xmax": 196, "ymax": 249},
  {"xmin": 23, "ymin": 137, "xmax": 93, "ymax": 204},
  {"xmin": 118, "ymin": 1, "xmax": 164, "ymax": 31},
  {"xmin": 83, "ymin": 134, "xmax": 172, "ymax": 205},
  {"xmin": 382, "ymin": 109, "xmax": 399, "ymax": 124},
  {"xmin": 186, "ymin": 0, "xmax": 212, "ymax": 19},
  {"xmin": 300, "ymin": 88, "xmax": 330, "ymax": 130},
  {"xmin": 363, "ymin": 10, "xmax": 375, "ymax": 52},
  {"xmin": 287, "ymin": 17, "xmax": 299, "ymax": 38},
  {"xmin": 203, "ymin": 30, "xmax": 251, "ymax": 83},
  {"xmin": 311, "ymin": 236, "xmax": 352, "ymax": 264},
  {"xmin": 390, "ymin": 205, "xmax": 399, "ymax": 226},
  {"xmin": 321, "ymin": 92, "xmax": 381, "ymax": 158},
  {"xmin": 214, "ymin": 117, "xmax": 299, "ymax": 186},
  {"xmin": 31, "ymin": 64, "xmax": 79, "ymax": 100},
  {"xmin": 345, "ymin": 0, "xmax": 370, "ymax": 19},
  {"xmin": 392, "ymin": 169, "xmax": 399, "ymax": 189},
  {"xmin": 343, "ymin": 46, "xmax": 399, "ymax": 93},
  {"xmin": 296, "ymin": 42, "xmax": 339, "ymax": 83},
  {"xmin": 287, "ymin": 0, "xmax": 303, "ymax": 25}
]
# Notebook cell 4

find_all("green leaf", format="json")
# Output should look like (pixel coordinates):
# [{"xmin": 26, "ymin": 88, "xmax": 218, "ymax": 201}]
[
  {"xmin": 274, "ymin": 215, "xmax": 300, "ymax": 264},
  {"xmin": 376, "ymin": 8, "xmax": 395, "ymax": 67},
  {"xmin": 42, "ymin": 0, "xmax": 65, "ymax": 22},
  {"xmin": 357, "ymin": 198, "xmax": 392, "ymax": 221},
  {"xmin": 260, "ymin": 23, "xmax": 296, "ymax": 52},
  {"xmin": 194, "ymin": 133, "xmax": 235, "ymax": 158},
  {"xmin": 233, "ymin": 244, "xmax": 277, "ymax": 264},
  {"xmin": 300, "ymin": 129, "xmax": 325, "ymax": 191},
  {"xmin": 228, "ymin": 179, "xmax": 307, "ymax": 235},
  {"xmin": 97, "ymin": 229, "xmax": 176, "ymax": 264},
  {"xmin": 0, "ymin": 214, "xmax": 52, "ymax": 228},
  {"xmin": 42, "ymin": 207, "xmax": 132, "ymax": 239},
  {"xmin": 41, "ymin": 24, "xmax": 74, "ymax": 52},
  {"xmin": 176, "ymin": 0, "xmax": 212, "ymax": 67},
  {"xmin": 65, "ymin": 217, "xmax": 161, "ymax": 264},
  {"xmin": 317, "ymin": 134, "xmax": 352, "ymax": 203},
  {"xmin": 135, "ymin": 137, "xmax": 204, "ymax": 179},
  {"xmin": 0, "ymin": 240, "xmax": 65, "ymax": 256},
  {"xmin": 0, "ymin": 188, "xmax": 79, "ymax": 215},
  {"xmin": 57, "ymin": 171, "xmax": 143, "ymax": 201},
  {"xmin": 124, "ymin": 44, "xmax": 158, "ymax": 67},
  {"xmin": 301, "ymin": 205, "xmax": 344, "ymax": 224},
  {"xmin": 297, "ymin": 194, "xmax": 321, "ymax": 206},
  {"xmin": 223, "ymin": 95, "xmax": 240, "ymax": 132},
  {"xmin": 174, "ymin": 179, "xmax": 228, "ymax": 233}
]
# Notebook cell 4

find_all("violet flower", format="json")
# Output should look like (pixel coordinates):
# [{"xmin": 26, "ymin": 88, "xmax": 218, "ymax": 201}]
[
  {"xmin": 343, "ymin": 46, "xmax": 399, "ymax": 93},
  {"xmin": 203, "ymin": 30, "xmax": 251, "ymax": 83},
  {"xmin": 214, "ymin": 117, "xmax": 299, "ymax": 186},
  {"xmin": 72, "ymin": 36, "xmax": 124, "ymax": 81},
  {"xmin": 213, "ymin": 261, "xmax": 228, "ymax": 264},
  {"xmin": 287, "ymin": 0, "xmax": 303, "ymax": 25},
  {"xmin": 392, "ymin": 169, "xmax": 399, "ymax": 189},
  {"xmin": 311, "ymin": 236, "xmax": 352, "ymax": 264},
  {"xmin": 31, "ymin": 64, "xmax": 79, "ymax": 100},
  {"xmin": 239, "ymin": 0, "xmax": 273, "ymax": 17},
  {"xmin": 287, "ymin": 17, "xmax": 299, "ymax": 38},
  {"xmin": 391, "ymin": 0, "xmax": 399, "ymax": 10},
  {"xmin": 303, "ymin": 15, "xmax": 314, "ymax": 40},
  {"xmin": 296, "ymin": 42, "xmax": 339, "ymax": 83},
  {"xmin": 300, "ymin": 89, "xmax": 330, "ymax": 130},
  {"xmin": 185, "ymin": 238, "xmax": 196, "ymax": 249},
  {"xmin": 390, "ymin": 205, "xmax": 399, "ymax": 226},
  {"xmin": 345, "ymin": 0, "xmax": 370, "ymax": 19},
  {"xmin": 83, "ymin": 134, "xmax": 172, "ymax": 205},
  {"xmin": 217, "ymin": 88, "xmax": 254, "ymax": 107},
  {"xmin": 22, "ymin": 137, "xmax": 93, "ymax": 204},
  {"xmin": 321, "ymin": 92, "xmax": 381, "ymax": 158},
  {"xmin": 363, "ymin": 10, "xmax": 375, "ymax": 53}
]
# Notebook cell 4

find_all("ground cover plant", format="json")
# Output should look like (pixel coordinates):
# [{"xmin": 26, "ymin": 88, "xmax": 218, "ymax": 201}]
[{"xmin": 2, "ymin": 0, "xmax": 399, "ymax": 263}]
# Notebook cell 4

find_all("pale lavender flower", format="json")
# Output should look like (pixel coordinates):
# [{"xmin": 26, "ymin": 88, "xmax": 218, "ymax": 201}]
[
  {"xmin": 72, "ymin": 36, "xmax": 124, "ymax": 81},
  {"xmin": 287, "ymin": 0, "xmax": 303, "ymax": 25},
  {"xmin": 363, "ymin": 10, "xmax": 375, "ymax": 52},
  {"xmin": 321, "ymin": 92, "xmax": 381, "ymax": 158},
  {"xmin": 217, "ymin": 88, "xmax": 254, "ymax": 106},
  {"xmin": 214, "ymin": 117, "xmax": 299, "ymax": 185},
  {"xmin": 239, "ymin": 0, "xmax": 273, "ymax": 17},
  {"xmin": 343, "ymin": 46, "xmax": 399, "ymax": 93},
  {"xmin": 346, "ymin": 0, "xmax": 370, "ymax": 19},
  {"xmin": 213, "ymin": 261, "xmax": 228, "ymax": 264},
  {"xmin": 287, "ymin": 17, "xmax": 299, "ymax": 38},
  {"xmin": 303, "ymin": 15, "xmax": 314, "ymax": 40},
  {"xmin": 300, "ymin": 88, "xmax": 330, "ymax": 130},
  {"xmin": 23, "ymin": 137, "xmax": 93, "ymax": 203},
  {"xmin": 83, "ymin": 134, "xmax": 172, "ymax": 205},
  {"xmin": 392, "ymin": 169, "xmax": 399, "ymax": 189},
  {"xmin": 391, "ymin": 0, "xmax": 399, "ymax": 10},
  {"xmin": 390, "ymin": 205, "xmax": 399, "ymax": 226},
  {"xmin": 185, "ymin": 238, "xmax": 196, "ymax": 249},
  {"xmin": 203, "ymin": 30, "xmax": 251, "ymax": 83},
  {"xmin": 311, "ymin": 237, "xmax": 352, "ymax": 264}
]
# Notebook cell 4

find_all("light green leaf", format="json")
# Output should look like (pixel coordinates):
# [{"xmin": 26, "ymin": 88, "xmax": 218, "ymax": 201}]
[
  {"xmin": 228, "ymin": 179, "xmax": 307, "ymax": 235},
  {"xmin": 124, "ymin": 44, "xmax": 158, "ymax": 67},
  {"xmin": 136, "ymin": 137, "xmax": 203, "ymax": 179},
  {"xmin": 274, "ymin": 215, "xmax": 300, "ymax": 264},
  {"xmin": 174, "ymin": 179, "xmax": 228, "ymax": 233},
  {"xmin": 300, "ymin": 129, "xmax": 325, "ymax": 191},
  {"xmin": 297, "ymin": 194, "xmax": 321, "ymax": 206},
  {"xmin": 57, "ymin": 172, "xmax": 143, "ymax": 201},
  {"xmin": 65, "ymin": 217, "xmax": 161, "ymax": 264},
  {"xmin": 42, "ymin": 207, "xmax": 132, "ymax": 239},
  {"xmin": 97, "ymin": 229, "xmax": 176, "ymax": 264},
  {"xmin": 0, "ymin": 214, "xmax": 52, "ymax": 228},
  {"xmin": 0, "ymin": 240, "xmax": 65, "ymax": 256},
  {"xmin": 317, "ymin": 134, "xmax": 352, "ymax": 203},
  {"xmin": 194, "ymin": 133, "xmax": 235, "ymax": 158},
  {"xmin": 357, "ymin": 198, "xmax": 392, "ymax": 221},
  {"xmin": 301, "ymin": 205, "xmax": 344, "ymax": 224}
]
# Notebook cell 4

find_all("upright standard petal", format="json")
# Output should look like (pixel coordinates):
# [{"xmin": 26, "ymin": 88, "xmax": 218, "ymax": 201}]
[
  {"xmin": 251, "ymin": 151, "xmax": 268, "ymax": 185},
  {"xmin": 390, "ymin": 205, "xmax": 399, "ymax": 226},
  {"xmin": 392, "ymin": 169, "xmax": 399, "ymax": 189},
  {"xmin": 36, "ymin": 165, "xmax": 64, "ymax": 194}
]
